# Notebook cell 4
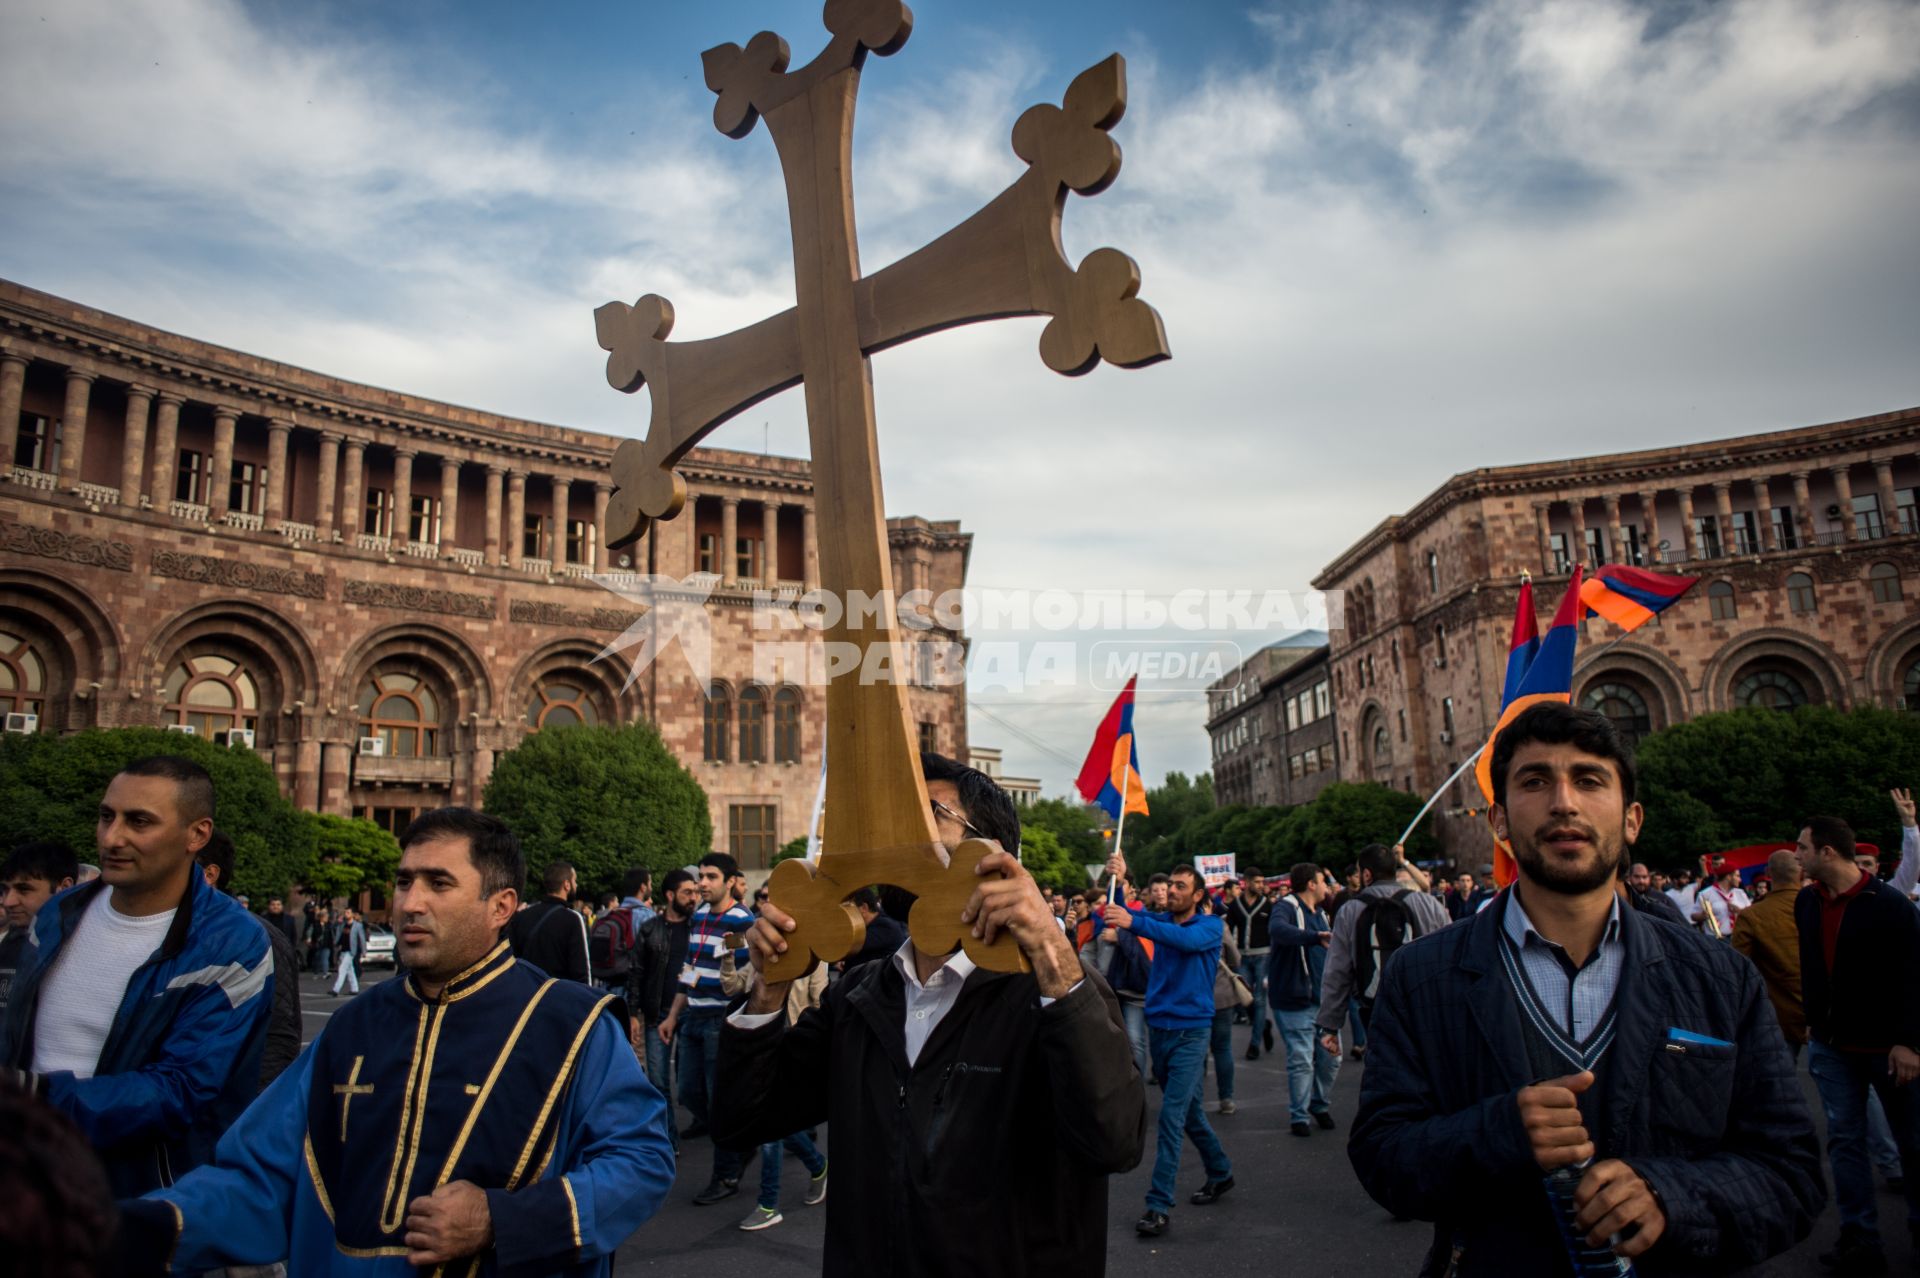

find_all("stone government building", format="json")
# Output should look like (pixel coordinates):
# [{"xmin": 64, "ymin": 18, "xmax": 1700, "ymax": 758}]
[
  {"xmin": 1212, "ymin": 404, "xmax": 1920, "ymax": 859},
  {"xmin": 0, "ymin": 279, "xmax": 972, "ymax": 869}
]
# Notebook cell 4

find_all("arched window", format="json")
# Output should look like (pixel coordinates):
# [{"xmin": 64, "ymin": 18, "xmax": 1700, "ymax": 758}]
[
  {"xmin": 0, "ymin": 630, "xmax": 48, "ymax": 721},
  {"xmin": 773, "ymin": 686, "xmax": 801, "ymax": 763},
  {"xmin": 1905, "ymin": 659, "xmax": 1920, "ymax": 712},
  {"xmin": 1371, "ymin": 724, "xmax": 1392, "ymax": 774},
  {"xmin": 1708, "ymin": 581, "xmax": 1737, "ymax": 621},
  {"xmin": 1582, "ymin": 681, "xmax": 1653, "ymax": 743},
  {"xmin": 526, "ymin": 681, "xmax": 599, "ymax": 730},
  {"xmin": 738, "ymin": 685, "xmax": 768, "ymax": 763},
  {"xmin": 1786, "ymin": 572, "xmax": 1816, "ymax": 614},
  {"xmin": 703, "ymin": 683, "xmax": 731, "ymax": 762},
  {"xmin": 1735, "ymin": 669, "xmax": 1809, "ymax": 711},
  {"xmin": 357, "ymin": 671, "xmax": 440, "ymax": 757},
  {"xmin": 165, "ymin": 655, "xmax": 260, "ymax": 740},
  {"xmin": 1870, "ymin": 563, "xmax": 1903, "ymax": 605}
]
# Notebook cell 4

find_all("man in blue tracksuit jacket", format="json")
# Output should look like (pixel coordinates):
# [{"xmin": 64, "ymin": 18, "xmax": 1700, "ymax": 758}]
[
  {"xmin": 1104, "ymin": 855, "xmax": 1234, "ymax": 1237},
  {"xmin": 0, "ymin": 755, "xmax": 272, "ymax": 1197}
]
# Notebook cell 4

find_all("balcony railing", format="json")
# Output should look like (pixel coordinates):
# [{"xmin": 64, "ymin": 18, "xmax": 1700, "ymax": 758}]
[
  {"xmin": 355, "ymin": 533, "xmax": 391, "ymax": 552},
  {"xmin": 401, "ymin": 541, "xmax": 439, "ymax": 559},
  {"xmin": 444, "ymin": 546, "xmax": 486, "ymax": 568},
  {"xmin": 351, "ymin": 754, "xmax": 454, "ymax": 787},
  {"xmin": 5, "ymin": 466, "xmax": 56, "ymax": 491},
  {"xmin": 169, "ymin": 499, "xmax": 210, "ymax": 522},
  {"xmin": 519, "ymin": 557, "xmax": 551, "ymax": 575},
  {"xmin": 224, "ymin": 510, "xmax": 264, "ymax": 532},
  {"xmin": 561, "ymin": 563, "xmax": 595, "ymax": 579},
  {"xmin": 76, "ymin": 481, "xmax": 120, "ymax": 506},
  {"xmin": 278, "ymin": 521, "xmax": 318, "ymax": 542}
]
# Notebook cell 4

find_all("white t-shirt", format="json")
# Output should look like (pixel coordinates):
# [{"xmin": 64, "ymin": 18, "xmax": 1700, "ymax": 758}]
[
  {"xmin": 31, "ymin": 889, "xmax": 175, "ymax": 1078},
  {"xmin": 1695, "ymin": 884, "xmax": 1750, "ymax": 937}
]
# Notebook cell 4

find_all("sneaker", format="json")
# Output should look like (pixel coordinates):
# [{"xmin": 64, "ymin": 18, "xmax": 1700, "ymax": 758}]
[
  {"xmin": 1135, "ymin": 1210, "xmax": 1169, "ymax": 1237},
  {"xmin": 1244, "ymin": 1044, "xmax": 1260, "ymax": 1061},
  {"xmin": 1817, "ymin": 1232, "xmax": 1887, "ymax": 1274},
  {"xmin": 1290, "ymin": 1121, "xmax": 1312, "ymax": 1137},
  {"xmin": 1313, "ymin": 1110, "xmax": 1336, "ymax": 1131},
  {"xmin": 1190, "ymin": 1176, "xmax": 1235, "ymax": 1205},
  {"xmin": 1351, "ymin": 1044, "xmax": 1367, "ymax": 1060},
  {"xmin": 805, "ymin": 1163, "xmax": 829, "ymax": 1206},
  {"xmin": 692, "ymin": 1177, "xmax": 739, "ymax": 1206},
  {"xmin": 738, "ymin": 1206, "xmax": 783, "ymax": 1231},
  {"xmin": 1219, "ymin": 1099, "xmax": 1236, "ymax": 1115}
]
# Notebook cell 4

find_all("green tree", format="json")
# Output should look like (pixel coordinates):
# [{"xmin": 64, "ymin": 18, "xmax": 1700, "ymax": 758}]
[
  {"xmin": 482, "ymin": 722, "xmax": 713, "ymax": 898},
  {"xmin": 1015, "ymin": 825, "xmax": 1083, "ymax": 892},
  {"xmin": 1293, "ymin": 782, "xmax": 1437, "ymax": 868},
  {"xmin": 773, "ymin": 836, "xmax": 810, "ymax": 865},
  {"xmin": 303, "ymin": 812, "xmax": 402, "ymax": 903},
  {"xmin": 0, "ymin": 726, "xmax": 314, "ymax": 902},
  {"xmin": 1019, "ymin": 797, "xmax": 1107, "ymax": 863}
]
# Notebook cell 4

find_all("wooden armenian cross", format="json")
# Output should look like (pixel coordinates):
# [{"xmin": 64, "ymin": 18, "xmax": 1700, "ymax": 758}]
[{"xmin": 595, "ymin": 0, "xmax": 1168, "ymax": 980}]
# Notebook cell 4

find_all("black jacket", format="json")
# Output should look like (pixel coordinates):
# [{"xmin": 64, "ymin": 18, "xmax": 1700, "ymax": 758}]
[
  {"xmin": 1351, "ymin": 891, "xmax": 1824, "ymax": 1276},
  {"xmin": 256, "ymin": 914, "xmax": 302, "ymax": 1088},
  {"xmin": 1224, "ymin": 893, "xmax": 1273, "ymax": 954},
  {"xmin": 625, "ymin": 911, "xmax": 688, "ymax": 1025},
  {"xmin": 505, "ymin": 898, "xmax": 590, "ymax": 985},
  {"xmin": 717, "ymin": 955, "xmax": 1146, "ymax": 1276},
  {"xmin": 1796, "ymin": 875, "xmax": 1920, "ymax": 1051}
]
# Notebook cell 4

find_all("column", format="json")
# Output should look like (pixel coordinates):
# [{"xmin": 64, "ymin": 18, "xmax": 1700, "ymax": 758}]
[
  {"xmin": 264, "ymin": 419, "xmax": 291, "ymax": 525},
  {"xmin": 1831, "ymin": 465, "xmax": 1857, "ymax": 541},
  {"xmin": 1675, "ymin": 488, "xmax": 1698, "ymax": 561},
  {"xmin": 148, "ymin": 392, "xmax": 183, "ymax": 509},
  {"xmin": 315, "ymin": 431, "xmax": 342, "ymax": 537},
  {"xmin": 1791, "ymin": 470, "xmax": 1815, "ymax": 549},
  {"xmin": 119, "ymin": 384, "xmax": 154, "ymax": 508},
  {"xmin": 339, "ymin": 438, "xmax": 366, "ymax": 541},
  {"xmin": 209, "ymin": 407, "xmax": 237, "ymax": 520},
  {"xmin": 1750, "ymin": 476, "xmax": 1776, "ymax": 551},
  {"xmin": 1712, "ymin": 481, "xmax": 1734, "ymax": 557},
  {"xmin": 484, "ymin": 464, "xmax": 505, "ymax": 563},
  {"xmin": 294, "ymin": 738, "xmax": 321, "ymax": 810},
  {"xmin": 1640, "ymin": 493, "xmax": 1663, "ymax": 565},
  {"xmin": 391, "ymin": 446, "xmax": 416, "ymax": 549},
  {"xmin": 720, "ymin": 495, "xmax": 739, "ymax": 585},
  {"xmin": 0, "ymin": 353, "xmax": 26, "ymax": 478},
  {"xmin": 506, "ymin": 468, "xmax": 526, "ymax": 566},
  {"xmin": 548, "ymin": 475, "xmax": 572, "ymax": 566},
  {"xmin": 1533, "ymin": 501, "xmax": 1553, "ymax": 573},
  {"xmin": 1874, "ymin": 459, "xmax": 1899, "ymax": 538},
  {"xmin": 761, "ymin": 500, "xmax": 778, "ymax": 584},
  {"xmin": 592, "ymin": 481, "xmax": 611, "ymax": 571},
  {"xmin": 1603, "ymin": 495, "xmax": 1623, "ymax": 567},
  {"xmin": 439, "ymin": 457, "xmax": 460, "ymax": 550},
  {"xmin": 57, "ymin": 369, "xmax": 95, "ymax": 491},
  {"xmin": 1568, "ymin": 498, "xmax": 1588, "ymax": 570},
  {"xmin": 320, "ymin": 741, "xmax": 351, "ymax": 816},
  {"xmin": 802, "ymin": 506, "xmax": 818, "ymax": 590}
]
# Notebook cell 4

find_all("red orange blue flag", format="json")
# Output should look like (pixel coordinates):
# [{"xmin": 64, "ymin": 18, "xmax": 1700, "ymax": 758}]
[
  {"xmin": 1076, "ymin": 676, "xmax": 1150, "ymax": 820},
  {"xmin": 1579, "ymin": 564, "xmax": 1699, "ymax": 633},
  {"xmin": 1502, "ymin": 577, "xmax": 1541, "ymax": 708}
]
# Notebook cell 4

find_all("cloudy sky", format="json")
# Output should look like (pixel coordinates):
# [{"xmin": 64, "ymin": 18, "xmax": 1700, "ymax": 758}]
[{"xmin": 4, "ymin": 0, "xmax": 1918, "ymax": 795}]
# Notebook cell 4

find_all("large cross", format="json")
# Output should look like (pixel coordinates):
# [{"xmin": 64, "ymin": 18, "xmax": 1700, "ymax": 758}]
[
  {"xmin": 596, "ymin": 0, "xmax": 1168, "ymax": 980},
  {"xmin": 333, "ymin": 1054, "xmax": 373, "ymax": 1142}
]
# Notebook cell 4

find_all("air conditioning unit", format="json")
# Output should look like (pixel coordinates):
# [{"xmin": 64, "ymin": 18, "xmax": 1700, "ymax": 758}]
[
  {"xmin": 358, "ymin": 736, "xmax": 386, "ymax": 757},
  {"xmin": 167, "ymin": 723, "xmax": 197, "ymax": 736},
  {"xmin": 3, "ymin": 712, "xmax": 37, "ymax": 734},
  {"xmin": 218, "ymin": 728, "xmax": 256, "ymax": 749},
  {"xmin": 1826, "ymin": 504, "xmax": 1843, "ymax": 519},
  {"xmin": 1439, "ymin": 730, "xmax": 1454, "ymax": 744}
]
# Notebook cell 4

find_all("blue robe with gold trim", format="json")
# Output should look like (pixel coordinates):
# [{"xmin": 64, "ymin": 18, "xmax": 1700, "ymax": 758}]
[{"xmin": 130, "ymin": 942, "xmax": 673, "ymax": 1276}]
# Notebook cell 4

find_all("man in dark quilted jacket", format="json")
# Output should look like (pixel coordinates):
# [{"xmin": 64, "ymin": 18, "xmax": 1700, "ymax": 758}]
[{"xmin": 1350, "ymin": 703, "xmax": 1824, "ymax": 1275}]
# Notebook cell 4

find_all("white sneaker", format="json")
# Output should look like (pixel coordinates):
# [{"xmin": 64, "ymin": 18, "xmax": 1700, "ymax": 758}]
[
  {"xmin": 1219, "ymin": 1099, "xmax": 1236, "ymax": 1115},
  {"xmin": 805, "ymin": 1163, "xmax": 829, "ymax": 1206},
  {"xmin": 739, "ymin": 1206, "xmax": 783, "ymax": 1231}
]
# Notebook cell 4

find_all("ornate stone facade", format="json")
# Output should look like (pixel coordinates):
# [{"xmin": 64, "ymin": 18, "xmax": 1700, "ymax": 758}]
[
  {"xmin": 1311, "ymin": 405, "xmax": 1920, "ymax": 858},
  {"xmin": 0, "ymin": 279, "xmax": 971, "ymax": 868}
]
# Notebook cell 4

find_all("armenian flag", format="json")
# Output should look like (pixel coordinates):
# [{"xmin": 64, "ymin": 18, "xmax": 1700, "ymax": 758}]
[
  {"xmin": 1502, "ymin": 577, "xmax": 1541, "ymax": 707},
  {"xmin": 1475, "ymin": 567, "xmax": 1584, "ymax": 885},
  {"xmin": 1580, "ymin": 564, "xmax": 1700, "ymax": 633},
  {"xmin": 1076, "ymin": 676, "xmax": 1150, "ymax": 820}
]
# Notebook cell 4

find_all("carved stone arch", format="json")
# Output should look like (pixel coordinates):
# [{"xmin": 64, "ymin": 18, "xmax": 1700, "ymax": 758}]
[
  {"xmin": 0, "ymin": 569, "xmax": 121, "ymax": 732},
  {"xmin": 141, "ymin": 601, "xmax": 321, "ymax": 746},
  {"xmin": 1864, "ymin": 615, "xmax": 1920, "ymax": 710},
  {"xmin": 334, "ymin": 623, "xmax": 494, "ymax": 746},
  {"xmin": 1704, "ymin": 628, "xmax": 1850, "ymax": 711},
  {"xmin": 504, "ymin": 639, "xmax": 642, "ymax": 731},
  {"xmin": 1357, "ymin": 700, "xmax": 1392, "ymax": 783},
  {"xmin": 1574, "ymin": 644, "xmax": 1692, "ymax": 732}
]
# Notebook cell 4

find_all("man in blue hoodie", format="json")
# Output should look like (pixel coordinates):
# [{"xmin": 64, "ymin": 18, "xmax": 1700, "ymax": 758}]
[{"xmin": 1106, "ymin": 855, "xmax": 1234, "ymax": 1238}]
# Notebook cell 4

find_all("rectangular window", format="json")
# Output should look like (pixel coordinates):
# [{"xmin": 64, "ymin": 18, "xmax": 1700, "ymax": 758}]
[
  {"xmin": 1622, "ymin": 524, "xmax": 1645, "ymax": 566},
  {"xmin": 728, "ymin": 803, "xmax": 779, "ymax": 870},
  {"xmin": 1397, "ymin": 708, "xmax": 1407, "ymax": 741},
  {"xmin": 1771, "ymin": 506, "xmax": 1799, "ymax": 550},
  {"xmin": 1898, "ymin": 489, "xmax": 1918, "ymax": 537},
  {"xmin": 364, "ymin": 486, "xmax": 391, "ymax": 537},
  {"xmin": 1285, "ymin": 699, "xmax": 1299, "ymax": 731},
  {"xmin": 1731, "ymin": 510, "xmax": 1759, "ymax": 555},
  {"xmin": 736, "ymin": 536, "xmax": 761, "ymax": 582},
  {"xmin": 1289, "ymin": 753, "xmax": 1303, "ymax": 779},
  {"xmin": 1693, "ymin": 516, "xmax": 1722, "ymax": 560},
  {"xmin": 567, "ymin": 518, "xmax": 593, "ymax": 567},
  {"xmin": 1548, "ymin": 532, "xmax": 1571, "ymax": 574},
  {"xmin": 1426, "ymin": 549, "xmax": 1439, "ymax": 593},
  {"xmin": 523, "ymin": 513, "xmax": 545, "ymax": 559},
  {"xmin": 1443, "ymin": 697, "xmax": 1456, "ymax": 736},
  {"xmin": 919, "ymin": 721, "xmax": 937, "ymax": 754},
  {"xmin": 1854, "ymin": 493, "xmax": 1885, "ymax": 540},
  {"xmin": 1314, "ymin": 681, "xmax": 1329, "ymax": 720},
  {"xmin": 175, "ymin": 449, "xmax": 206, "ymax": 504},
  {"xmin": 231, "ymin": 461, "xmax": 262, "ymax": 515},
  {"xmin": 698, "ymin": 533, "xmax": 718, "ymax": 575},
  {"xmin": 1584, "ymin": 527, "xmax": 1607, "ymax": 568},
  {"xmin": 14, "ymin": 413, "xmax": 57, "ymax": 473},
  {"xmin": 409, "ymin": 494, "xmax": 440, "ymax": 545}
]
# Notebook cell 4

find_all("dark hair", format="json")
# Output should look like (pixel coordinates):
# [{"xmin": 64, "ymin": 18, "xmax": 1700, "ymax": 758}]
[
  {"xmin": 1289, "ymin": 862, "xmax": 1320, "ymax": 894},
  {"xmin": 849, "ymin": 886, "xmax": 881, "ymax": 911},
  {"xmin": 542, "ymin": 861, "xmax": 575, "ymax": 895},
  {"xmin": 198, "ymin": 829, "xmax": 236, "ymax": 893},
  {"xmin": 0, "ymin": 1080, "xmax": 117, "ymax": 1277},
  {"xmin": 1804, "ymin": 815, "xmax": 1857, "ymax": 862},
  {"xmin": 1148, "ymin": 872, "xmax": 1171, "ymax": 887},
  {"xmin": 660, "ymin": 868, "xmax": 695, "ymax": 896},
  {"xmin": 400, "ymin": 808, "xmax": 524, "ymax": 898},
  {"xmin": 117, "ymin": 754, "xmax": 215, "ymax": 825},
  {"xmin": 2, "ymin": 840, "xmax": 79, "ymax": 890},
  {"xmin": 1243, "ymin": 865, "xmax": 1264, "ymax": 879},
  {"xmin": 620, "ymin": 867, "xmax": 652, "ymax": 899},
  {"xmin": 1168, "ymin": 863, "xmax": 1202, "ymax": 888},
  {"xmin": 699, "ymin": 851, "xmax": 741, "ymax": 881},
  {"xmin": 1357, "ymin": 843, "xmax": 1399, "ymax": 882},
  {"xmin": 1489, "ymin": 702, "xmax": 1636, "ymax": 807},
  {"xmin": 921, "ymin": 752, "xmax": 1022, "ymax": 853}
]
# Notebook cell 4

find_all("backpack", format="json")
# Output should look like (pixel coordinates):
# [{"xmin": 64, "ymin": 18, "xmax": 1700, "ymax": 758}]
[
  {"xmin": 1352, "ymin": 889, "xmax": 1418, "ymax": 1004},
  {"xmin": 589, "ymin": 905, "xmax": 641, "ymax": 981},
  {"xmin": 1105, "ymin": 926, "xmax": 1153, "ymax": 997}
]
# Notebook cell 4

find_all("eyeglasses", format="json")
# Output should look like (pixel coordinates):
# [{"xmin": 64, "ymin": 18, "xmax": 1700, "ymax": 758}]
[{"xmin": 930, "ymin": 798, "xmax": 983, "ymax": 841}]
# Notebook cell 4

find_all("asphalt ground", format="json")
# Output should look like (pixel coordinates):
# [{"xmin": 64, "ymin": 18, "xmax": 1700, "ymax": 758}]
[{"xmin": 294, "ymin": 971, "xmax": 1910, "ymax": 1276}]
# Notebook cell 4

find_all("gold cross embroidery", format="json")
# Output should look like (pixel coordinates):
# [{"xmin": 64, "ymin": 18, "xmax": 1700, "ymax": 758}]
[{"xmin": 333, "ymin": 1055, "xmax": 374, "ymax": 1141}]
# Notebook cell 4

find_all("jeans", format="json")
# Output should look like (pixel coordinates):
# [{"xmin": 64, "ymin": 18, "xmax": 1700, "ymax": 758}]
[
  {"xmin": 1208, "ymin": 1008, "xmax": 1236, "ymax": 1102},
  {"xmin": 758, "ymin": 1130, "xmax": 827, "ymax": 1209},
  {"xmin": 643, "ymin": 1026, "xmax": 678, "ymax": 1153},
  {"xmin": 1146, "ymin": 1025, "xmax": 1232, "ymax": 1213},
  {"xmin": 1237, "ymin": 953, "xmax": 1269, "ymax": 1047},
  {"xmin": 1806, "ymin": 1040, "xmax": 1920, "ymax": 1244},
  {"xmin": 1870, "ymin": 1088, "xmax": 1906, "ymax": 1178},
  {"xmin": 1119, "ymin": 1000, "xmax": 1149, "ymax": 1081},
  {"xmin": 1351, "ymin": 1000, "xmax": 1370, "ymax": 1050},
  {"xmin": 1275, "ymin": 1005, "xmax": 1340, "ymax": 1125},
  {"xmin": 678, "ymin": 1010, "xmax": 745, "ymax": 1181},
  {"xmin": 330, "ymin": 953, "xmax": 358, "ymax": 995},
  {"xmin": 311, "ymin": 945, "xmax": 332, "ymax": 977}
]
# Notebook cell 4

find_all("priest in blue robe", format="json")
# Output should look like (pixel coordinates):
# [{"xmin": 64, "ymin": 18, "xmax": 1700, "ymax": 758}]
[{"xmin": 116, "ymin": 808, "xmax": 674, "ymax": 1276}]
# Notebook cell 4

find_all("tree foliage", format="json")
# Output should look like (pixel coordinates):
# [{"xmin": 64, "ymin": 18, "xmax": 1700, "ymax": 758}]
[
  {"xmin": 304, "ymin": 812, "xmax": 402, "ymax": 903},
  {"xmin": 1633, "ymin": 706, "xmax": 1920, "ymax": 868},
  {"xmin": 1015, "ymin": 825, "xmax": 1085, "ymax": 892},
  {"xmin": 0, "ymin": 727, "xmax": 314, "ymax": 902},
  {"xmin": 481, "ymin": 722, "xmax": 713, "ymax": 898},
  {"xmin": 773, "ymin": 835, "xmax": 810, "ymax": 865},
  {"xmin": 1017, "ymin": 797, "xmax": 1107, "ymax": 864}
]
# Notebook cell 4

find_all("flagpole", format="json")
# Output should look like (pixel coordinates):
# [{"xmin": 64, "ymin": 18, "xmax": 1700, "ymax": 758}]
[
  {"xmin": 1398, "ymin": 747, "xmax": 1485, "ymax": 847},
  {"xmin": 1108, "ymin": 770, "xmax": 1132, "ymax": 907}
]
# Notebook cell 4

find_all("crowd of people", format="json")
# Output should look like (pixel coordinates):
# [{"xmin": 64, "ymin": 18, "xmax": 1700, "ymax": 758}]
[{"xmin": 3, "ymin": 715, "xmax": 1920, "ymax": 1275}]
